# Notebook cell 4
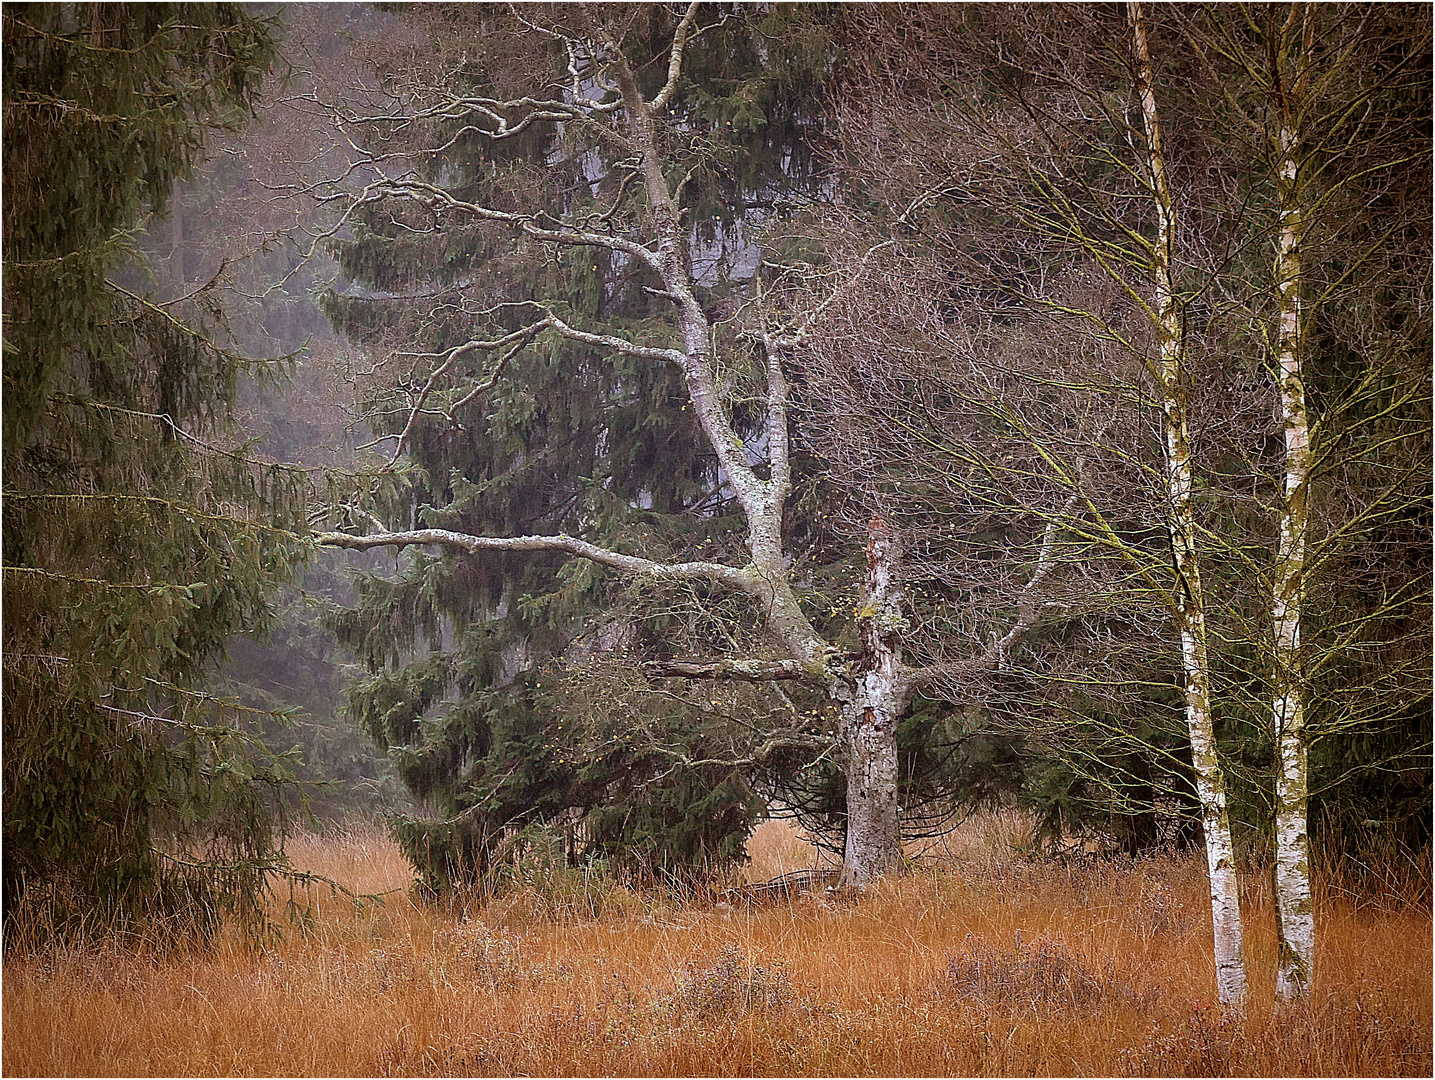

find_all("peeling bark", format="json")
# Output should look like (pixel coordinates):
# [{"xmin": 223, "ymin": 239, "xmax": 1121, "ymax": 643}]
[{"xmin": 840, "ymin": 516, "xmax": 908, "ymax": 887}]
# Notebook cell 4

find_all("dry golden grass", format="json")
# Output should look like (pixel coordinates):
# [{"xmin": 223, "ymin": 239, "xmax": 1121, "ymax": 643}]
[
  {"xmin": 5, "ymin": 816, "xmax": 1430, "ymax": 1077},
  {"xmin": 741, "ymin": 818, "xmax": 834, "ymax": 882}
]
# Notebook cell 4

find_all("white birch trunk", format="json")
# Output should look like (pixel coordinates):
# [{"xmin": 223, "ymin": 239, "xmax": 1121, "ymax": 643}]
[
  {"xmin": 841, "ymin": 515, "xmax": 907, "ymax": 887},
  {"xmin": 1130, "ymin": 1, "xmax": 1247, "ymax": 1011},
  {"xmin": 1269, "ymin": 4, "xmax": 1316, "ymax": 1001}
]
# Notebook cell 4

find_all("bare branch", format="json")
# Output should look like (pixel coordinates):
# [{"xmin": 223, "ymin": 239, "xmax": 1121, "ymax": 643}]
[
  {"xmin": 641, "ymin": 657, "xmax": 814, "ymax": 683},
  {"xmin": 315, "ymin": 526, "xmax": 750, "ymax": 590}
]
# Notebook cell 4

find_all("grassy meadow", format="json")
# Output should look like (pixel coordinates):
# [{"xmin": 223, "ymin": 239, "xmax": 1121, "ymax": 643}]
[{"xmin": 3, "ymin": 814, "xmax": 1430, "ymax": 1077}]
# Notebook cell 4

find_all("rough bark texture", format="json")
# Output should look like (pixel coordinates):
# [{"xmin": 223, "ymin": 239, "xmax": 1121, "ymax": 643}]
[
  {"xmin": 1269, "ymin": 3, "xmax": 1316, "ymax": 1001},
  {"xmin": 840, "ymin": 516, "xmax": 907, "ymax": 887},
  {"xmin": 1130, "ymin": 1, "xmax": 1247, "ymax": 1011}
]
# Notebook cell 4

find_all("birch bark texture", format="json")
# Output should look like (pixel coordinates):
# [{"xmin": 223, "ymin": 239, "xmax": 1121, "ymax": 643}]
[
  {"xmin": 1267, "ymin": 2, "xmax": 1317, "ymax": 1003},
  {"xmin": 839, "ymin": 516, "xmax": 908, "ymax": 887},
  {"xmin": 1129, "ymin": 0, "xmax": 1248, "ymax": 1011},
  {"xmin": 1185, "ymin": 0, "xmax": 1430, "ymax": 1001}
]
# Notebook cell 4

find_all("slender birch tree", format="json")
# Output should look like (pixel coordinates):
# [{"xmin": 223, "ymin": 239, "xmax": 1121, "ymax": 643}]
[
  {"xmin": 788, "ymin": 1, "xmax": 1253, "ymax": 1006},
  {"xmin": 804, "ymin": 0, "xmax": 1426, "ymax": 1004},
  {"xmin": 1127, "ymin": 0, "xmax": 1248, "ymax": 1011},
  {"xmin": 1264, "ymin": 0, "xmax": 1318, "ymax": 1004},
  {"xmin": 1185, "ymin": 1, "xmax": 1433, "ymax": 1000}
]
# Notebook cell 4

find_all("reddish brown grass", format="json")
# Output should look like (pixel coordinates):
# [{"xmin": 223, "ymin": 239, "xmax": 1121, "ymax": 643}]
[{"xmin": 4, "ymin": 817, "xmax": 1429, "ymax": 1077}]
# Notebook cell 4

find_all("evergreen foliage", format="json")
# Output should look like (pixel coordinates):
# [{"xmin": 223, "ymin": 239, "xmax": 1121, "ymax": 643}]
[
  {"xmin": 314, "ymin": 4, "xmax": 1209, "ymax": 884},
  {"xmin": 2, "ymin": 3, "xmax": 311, "ymax": 936},
  {"xmin": 314, "ymin": 4, "xmax": 847, "ymax": 892}
]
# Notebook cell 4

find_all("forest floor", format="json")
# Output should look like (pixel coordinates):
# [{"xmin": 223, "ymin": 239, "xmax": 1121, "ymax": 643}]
[{"xmin": 4, "ymin": 814, "xmax": 1430, "ymax": 1077}]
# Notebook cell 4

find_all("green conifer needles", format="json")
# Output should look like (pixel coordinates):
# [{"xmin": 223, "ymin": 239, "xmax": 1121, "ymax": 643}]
[{"xmin": 2, "ymin": 4, "xmax": 310, "ymax": 938}]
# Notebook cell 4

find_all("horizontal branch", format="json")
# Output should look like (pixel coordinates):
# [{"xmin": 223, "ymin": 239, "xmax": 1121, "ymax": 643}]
[
  {"xmin": 649, "ymin": 730, "xmax": 833, "ymax": 774},
  {"xmin": 642, "ymin": 657, "xmax": 814, "ymax": 682},
  {"xmin": 377, "ymin": 178, "xmax": 663, "ymax": 272},
  {"xmin": 315, "ymin": 527, "xmax": 748, "ymax": 590},
  {"xmin": 540, "ymin": 309, "xmax": 686, "ymax": 363}
]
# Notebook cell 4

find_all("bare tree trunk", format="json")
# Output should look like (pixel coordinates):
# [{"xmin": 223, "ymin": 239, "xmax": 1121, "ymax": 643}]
[
  {"xmin": 1130, "ymin": 0, "xmax": 1248, "ymax": 1012},
  {"xmin": 1268, "ymin": 2, "xmax": 1316, "ymax": 1001},
  {"xmin": 840, "ymin": 515, "xmax": 908, "ymax": 887}
]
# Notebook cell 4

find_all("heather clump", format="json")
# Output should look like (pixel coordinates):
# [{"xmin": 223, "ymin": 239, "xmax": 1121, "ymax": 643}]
[
  {"xmin": 942, "ymin": 931, "xmax": 1139, "ymax": 1014},
  {"xmin": 444, "ymin": 921, "xmax": 544, "ymax": 989},
  {"xmin": 667, "ymin": 943, "xmax": 798, "ymax": 1017}
]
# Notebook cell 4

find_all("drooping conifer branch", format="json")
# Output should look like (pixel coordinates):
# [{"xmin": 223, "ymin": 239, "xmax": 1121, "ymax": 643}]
[
  {"xmin": 306, "ymin": 5, "xmax": 999, "ymax": 887},
  {"xmin": 643, "ymin": 730, "xmax": 833, "ymax": 776},
  {"xmin": 2, "ymin": 1, "xmax": 311, "ymax": 934}
]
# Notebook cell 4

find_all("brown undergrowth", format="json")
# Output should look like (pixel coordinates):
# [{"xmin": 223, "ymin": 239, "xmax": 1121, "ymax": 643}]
[{"xmin": 4, "ymin": 816, "xmax": 1430, "ymax": 1077}]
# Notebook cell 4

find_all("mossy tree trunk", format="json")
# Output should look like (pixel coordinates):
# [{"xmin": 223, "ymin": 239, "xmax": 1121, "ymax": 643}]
[
  {"xmin": 839, "ymin": 517, "xmax": 908, "ymax": 887},
  {"xmin": 1267, "ymin": 3, "xmax": 1318, "ymax": 1001}
]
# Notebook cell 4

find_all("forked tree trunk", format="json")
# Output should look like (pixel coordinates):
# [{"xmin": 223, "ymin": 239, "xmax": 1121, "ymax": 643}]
[
  {"xmin": 1130, "ymin": 1, "xmax": 1247, "ymax": 1011},
  {"xmin": 1268, "ymin": 2, "xmax": 1316, "ymax": 1001},
  {"xmin": 315, "ymin": 20, "xmax": 921, "ymax": 894},
  {"xmin": 840, "ymin": 515, "xmax": 908, "ymax": 887}
]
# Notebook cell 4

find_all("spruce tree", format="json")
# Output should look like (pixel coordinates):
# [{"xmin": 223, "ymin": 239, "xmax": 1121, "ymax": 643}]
[
  {"xmin": 303, "ymin": 3, "xmax": 836, "ymax": 891},
  {"xmin": 2, "ymin": 3, "xmax": 310, "ymax": 934}
]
